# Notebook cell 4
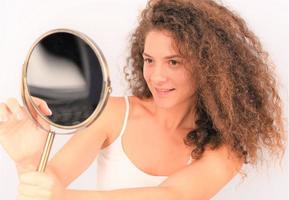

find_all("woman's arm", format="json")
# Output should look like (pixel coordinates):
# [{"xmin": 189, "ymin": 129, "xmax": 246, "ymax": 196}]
[
  {"xmin": 46, "ymin": 97, "xmax": 126, "ymax": 187},
  {"xmin": 17, "ymin": 144, "xmax": 241, "ymax": 200},
  {"xmin": 63, "ymin": 145, "xmax": 242, "ymax": 200},
  {"xmin": 16, "ymin": 97, "xmax": 129, "ymax": 200}
]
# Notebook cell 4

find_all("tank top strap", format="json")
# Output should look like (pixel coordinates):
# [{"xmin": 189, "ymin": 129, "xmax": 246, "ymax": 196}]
[
  {"xmin": 119, "ymin": 96, "xmax": 130, "ymax": 137},
  {"xmin": 187, "ymin": 156, "xmax": 193, "ymax": 165}
]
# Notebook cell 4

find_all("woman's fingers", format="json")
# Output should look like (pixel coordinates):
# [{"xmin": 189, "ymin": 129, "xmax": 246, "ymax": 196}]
[
  {"xmin": 32, "ymin": 97, "xmax": 52, "ymax": 116},
  {"xmin": 18, "ymin": 184, "xmax": 50, "ymax": 198},
  {"xmin": 18, "ymin": 172, "xmax": 54, "ymax": 200},
  {"xmin": 6, "ymin": 98, "xmax": 25, "ymax": 120},
  {"xmin": 0, "ymin": 103, "xmax": 10, "ymax": 122},
  {"xmin": 2, "ymin": 97, "xmax": 52, "ymax": 120},
  {"xmin": 19, "ymin": 172, "xmax": 55, "ymax": 189},
  {"xmin": 0, "ymin": 103, "xmax": 10, "ymax": 138}
]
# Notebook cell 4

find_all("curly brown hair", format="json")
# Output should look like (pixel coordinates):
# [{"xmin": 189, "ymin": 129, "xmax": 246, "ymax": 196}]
[{"xmin": 124, "ymin": 0, "xmax": 286, "ymax": 165}]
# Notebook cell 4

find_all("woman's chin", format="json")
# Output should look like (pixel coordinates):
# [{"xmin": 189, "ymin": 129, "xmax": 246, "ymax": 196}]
[{"xmin": 152, "ymin": 96, "xmax": 176, "ymax": 109}]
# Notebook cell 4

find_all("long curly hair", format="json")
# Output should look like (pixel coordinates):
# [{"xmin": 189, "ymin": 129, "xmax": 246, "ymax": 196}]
[{"xmin": 124, "ymin": 0, "xmax": 286, "ymax": 165}]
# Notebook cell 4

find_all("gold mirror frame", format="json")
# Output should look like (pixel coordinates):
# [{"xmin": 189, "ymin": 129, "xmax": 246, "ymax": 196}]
[{"xmin": 20, "ymin": 29, "xmax": 112, "ymax": 171}]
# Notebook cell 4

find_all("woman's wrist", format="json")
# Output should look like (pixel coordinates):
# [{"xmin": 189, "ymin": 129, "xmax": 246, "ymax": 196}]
[{"xmin": 16, "ymin": 161, "xmax": 38, "ymax": 175}]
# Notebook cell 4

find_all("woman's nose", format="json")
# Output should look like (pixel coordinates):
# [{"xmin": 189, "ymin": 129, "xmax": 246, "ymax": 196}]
[{"xmin": 150, "ymin": 65, "xmax": 167, "ymax": 84}]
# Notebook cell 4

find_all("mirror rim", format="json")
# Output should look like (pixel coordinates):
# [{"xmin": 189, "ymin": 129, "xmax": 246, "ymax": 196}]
[{"xmin": 21, "ymin": 28, "xmax": 111, "ymax": 133}]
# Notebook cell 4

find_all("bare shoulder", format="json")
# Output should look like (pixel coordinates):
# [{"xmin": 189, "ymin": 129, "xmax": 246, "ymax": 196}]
[
  {"xmin": 127, "ymin": 96, "xmax": 153, "ymax": 118},
  {"xmin": 97, "ymin": 96, "xmax": 127, "ymax": 147},
  {"xmin": 100, "ymin": 96, "xmax": 152, "ymax": 147},
  {"xmin": 102, "ymin": 96, "xmax": 127, "ymax": 117}
]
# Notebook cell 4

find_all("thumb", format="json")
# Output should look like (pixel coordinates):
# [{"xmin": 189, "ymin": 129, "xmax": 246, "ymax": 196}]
[{"xmin": 32, "ymin": 97, "xmax": 52, "ymax": 116}]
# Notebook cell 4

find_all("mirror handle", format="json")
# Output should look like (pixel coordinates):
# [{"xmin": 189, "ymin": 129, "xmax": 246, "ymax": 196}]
[{"xmin": 37, "ymin": 132, "xmax": 55, "ymax": 172}]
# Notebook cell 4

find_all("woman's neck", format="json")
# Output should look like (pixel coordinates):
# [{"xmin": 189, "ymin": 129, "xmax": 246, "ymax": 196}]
[{"xmin": 150, "ymin": 98, "xmax": 196, "ymax": 132}]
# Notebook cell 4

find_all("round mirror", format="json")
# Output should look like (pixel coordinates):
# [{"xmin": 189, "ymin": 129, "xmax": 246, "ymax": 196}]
[
  {"xmin": 21, "ymin": 29, "xmax": 111, "ymax": 134},
  {"xmin": 21, "ymin": 29, "xmax": 111, "ymax": 172}
]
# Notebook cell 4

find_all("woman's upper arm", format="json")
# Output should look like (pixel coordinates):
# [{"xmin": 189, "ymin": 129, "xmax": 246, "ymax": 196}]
[
  {"xmin": 47, "ymin": 97, "xmax": 125, "ymax": 187},
  {"xmin": 160, "ymin": 146, "xmax": 243, "ymax": 200}
]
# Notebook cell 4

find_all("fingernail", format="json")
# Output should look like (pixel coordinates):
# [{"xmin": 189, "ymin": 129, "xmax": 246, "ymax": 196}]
[{"xmin": 48, "ymin": 108, "xmax": 52, "ymax": 115}]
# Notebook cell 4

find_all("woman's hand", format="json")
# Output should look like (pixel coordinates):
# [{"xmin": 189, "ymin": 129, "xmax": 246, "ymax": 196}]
[
  {"xmin": 0, "ymin": 97, "xmax": 52, "ymax": 171},
  {"xmin": 17, "ymin": 171, "xmax": 65, "ymax": 200}
]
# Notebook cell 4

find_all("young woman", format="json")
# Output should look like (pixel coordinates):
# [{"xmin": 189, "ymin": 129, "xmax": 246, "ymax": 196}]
[{"xmin": 0, "ymin": 0, "xmax": 285, "ymax": 199}]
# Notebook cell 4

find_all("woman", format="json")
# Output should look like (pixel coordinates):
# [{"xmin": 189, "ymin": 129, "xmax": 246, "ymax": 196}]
[{"xmin": 0, "ymin": 0, "xmax": 285, "ymax": 199}]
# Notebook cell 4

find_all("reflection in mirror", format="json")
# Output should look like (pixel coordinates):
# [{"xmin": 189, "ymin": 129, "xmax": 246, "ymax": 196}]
[{"xmin": 27, "ymin": 32, "xmax": 103, "ymax": 126}]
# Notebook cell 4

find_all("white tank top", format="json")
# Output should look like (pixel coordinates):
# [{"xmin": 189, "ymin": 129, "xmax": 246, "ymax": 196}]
[{"xmin": 96, "ymin": 96, "xmax": 167, "ymax": 190}]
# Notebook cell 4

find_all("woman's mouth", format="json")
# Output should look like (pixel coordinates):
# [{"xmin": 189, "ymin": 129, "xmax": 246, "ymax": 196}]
[{"xmin": 155, "ymin": 88, "xmax": 175, "ymax": 97}]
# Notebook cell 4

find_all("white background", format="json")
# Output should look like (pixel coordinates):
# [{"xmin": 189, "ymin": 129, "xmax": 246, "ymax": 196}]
[{"xmin": 0, "ymin": 0, "xmax": 288, "ymax": 199}]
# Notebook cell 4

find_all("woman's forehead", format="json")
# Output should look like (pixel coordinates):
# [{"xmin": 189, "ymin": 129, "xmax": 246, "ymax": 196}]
[{"xmin": 144, "ymin": 30, "xmax": 181, "ymax": 57}]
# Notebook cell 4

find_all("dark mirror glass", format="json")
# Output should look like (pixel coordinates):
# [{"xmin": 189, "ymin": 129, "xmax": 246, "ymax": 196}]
[{"xmin": 26, "ymin": 32, "xmax": 104, "ymax": 126}]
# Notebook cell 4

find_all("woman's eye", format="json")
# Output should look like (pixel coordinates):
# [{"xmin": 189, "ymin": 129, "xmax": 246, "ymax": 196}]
[
  {"xmin": 144, "ymin": 58, "xmax": 153, "ymax": 64},
  {"xmin": 169, "ymin": 60, "xmax": 179, "ymax": 66}
]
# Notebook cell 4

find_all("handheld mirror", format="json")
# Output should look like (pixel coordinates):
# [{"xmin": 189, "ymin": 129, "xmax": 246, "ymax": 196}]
[{"xmin": 21, "ymin": 29, "xmax": 111, "ymax": 172}]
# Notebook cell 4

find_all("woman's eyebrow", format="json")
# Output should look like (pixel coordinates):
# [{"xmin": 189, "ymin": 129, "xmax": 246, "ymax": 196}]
[
  {"xmin": 142, "ymin": 52, "xmax": 152, "ymax": 57},
  {"xmin": 164, "ymin": 55, "xmax": 182, "ymax": 59},
  {"xmin": 142, "ymin": 52, "xmax": 182, "ymax": 59}
]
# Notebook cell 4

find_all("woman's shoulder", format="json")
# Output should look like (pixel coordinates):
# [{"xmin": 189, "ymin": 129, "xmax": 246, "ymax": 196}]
[
  {"xmin": 99, "ymin": 96, "xmax": 152, "ymax": 147},
  {"xmin": 86, "ymin": 96, "xmax": 126, "ymax": 138},
  {"xmin": 127, "ymin": 96, "xmax": 154, "ymax": 118},
  {"xmin": 102, "ymin": 95, "xmax": 148, "ymax": 119},
  {"xmin": 100, "ymin": 96, "xmax": 127, "ymax": 125},
  {"xmin": 97, "ymin": 96, "xmax": 135, "ymax": 146},
  {"xmin": 105, "ymin": 95, "xmax": 152, "ymax": 124}
]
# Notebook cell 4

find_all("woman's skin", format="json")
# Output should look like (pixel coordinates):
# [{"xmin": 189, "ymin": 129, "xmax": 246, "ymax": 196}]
[{"xmin": 0, "ymin": 30, "xmax": 242, "ymax": 200}]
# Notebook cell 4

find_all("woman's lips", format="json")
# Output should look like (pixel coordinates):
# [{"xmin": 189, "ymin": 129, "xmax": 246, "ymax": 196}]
[{"xmin": 155, "ymin": 88, "xmax": 175, "ymax": 97}]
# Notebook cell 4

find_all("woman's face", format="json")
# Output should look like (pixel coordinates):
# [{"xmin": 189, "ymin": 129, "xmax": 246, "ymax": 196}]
[{"xmin": 143, "ymin": 30, "xmax": 196, "ymax": 109}]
